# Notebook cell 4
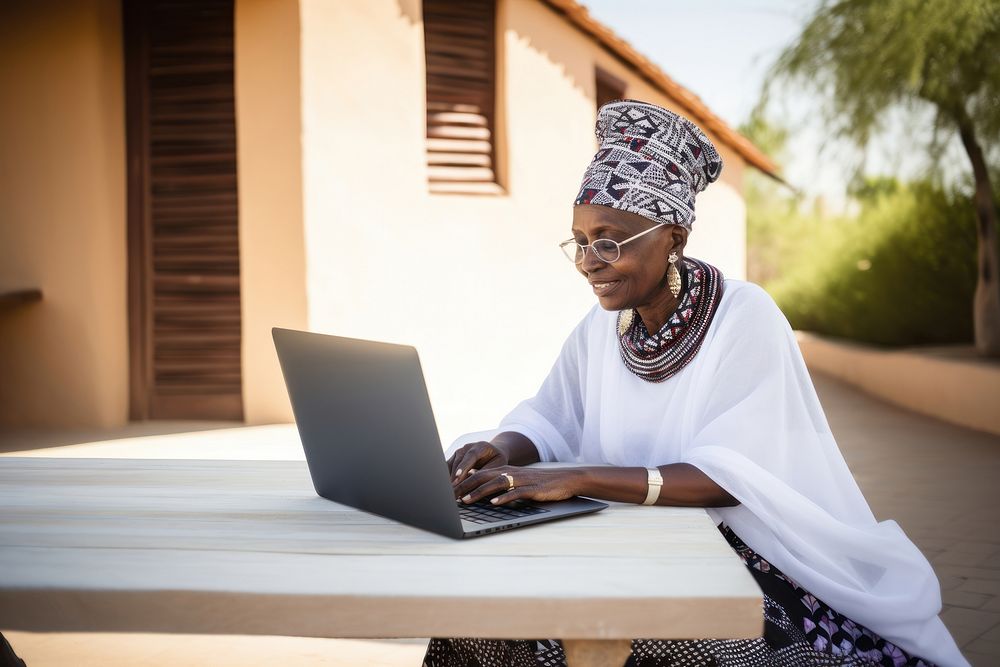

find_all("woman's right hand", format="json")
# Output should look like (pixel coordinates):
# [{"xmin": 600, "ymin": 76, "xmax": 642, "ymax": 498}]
[{"xmin": 448, "ymin": 441, "xmax": 509, "ymax": 491}]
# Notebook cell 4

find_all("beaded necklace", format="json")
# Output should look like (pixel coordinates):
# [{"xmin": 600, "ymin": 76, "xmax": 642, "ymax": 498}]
[{"xmin": 616, "ymin": 256, "xmax": 725, "ymax": 383}]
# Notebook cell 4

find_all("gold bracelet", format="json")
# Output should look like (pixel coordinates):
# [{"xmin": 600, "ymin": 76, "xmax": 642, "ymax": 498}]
[{"xmin": 642, "ymin": 467, "xmax": 663, "ymax": 505}]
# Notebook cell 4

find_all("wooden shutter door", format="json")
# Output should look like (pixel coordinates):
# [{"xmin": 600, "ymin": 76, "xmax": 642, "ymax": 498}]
[{"xmin": 124, "ymin": 0, "xmax": 243, "ymax": 421}]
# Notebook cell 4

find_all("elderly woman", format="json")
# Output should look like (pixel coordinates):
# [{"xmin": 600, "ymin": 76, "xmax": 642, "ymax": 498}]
[{"xmin": 422, "ymin": 100, "xmax": 966, "ymax": 667}]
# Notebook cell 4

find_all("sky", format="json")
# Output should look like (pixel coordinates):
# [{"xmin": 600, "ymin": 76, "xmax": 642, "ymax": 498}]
[
  {"xmin": 580, "ymin": 0, "xmax": 813, "ymax": 129},
  {"xmin": 576, "ymin": 0, "xmax": 939, "ymax": 210}
]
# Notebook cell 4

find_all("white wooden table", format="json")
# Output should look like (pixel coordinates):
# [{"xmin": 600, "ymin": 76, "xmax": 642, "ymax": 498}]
[{"xmin": 0, "ymin": 457, "xmax": 762, "ymax": 666}]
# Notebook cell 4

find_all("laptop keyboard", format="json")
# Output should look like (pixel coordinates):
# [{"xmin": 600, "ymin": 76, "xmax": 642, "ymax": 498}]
[{"xmin": 458, "ymin": 498, "xmax": 550, "ymax": 524}]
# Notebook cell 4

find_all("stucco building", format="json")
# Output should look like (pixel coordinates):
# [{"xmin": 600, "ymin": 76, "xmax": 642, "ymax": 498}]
[{"xmin": 0, "ymin": 0, "xmax": 776, "ymax": 445}]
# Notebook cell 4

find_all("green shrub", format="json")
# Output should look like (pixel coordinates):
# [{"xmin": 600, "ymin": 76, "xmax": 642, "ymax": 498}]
[{"xmin": 762, "ymin": 180, "xmax": 981, "ymax": 346}]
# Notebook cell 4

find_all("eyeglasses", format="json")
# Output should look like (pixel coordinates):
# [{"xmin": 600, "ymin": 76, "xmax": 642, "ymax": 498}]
[{"xmin": 559, "ymin": 224, "xmax": 664, "ymax": 264}]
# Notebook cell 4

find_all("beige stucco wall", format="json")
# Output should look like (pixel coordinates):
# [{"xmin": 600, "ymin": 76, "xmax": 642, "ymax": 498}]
[
  {"xmin": 685, "ymin": 143, "xmax": 746, "ymax": 279},
  {"xmin": 797, "ymin": 332, "xmax": 1000, "ymax": 437},
  {"xmin": 0, "ymin": 0, "xmax": 128, "ymax": 429},
  {"xmin": 297, "ymin": 0, "xmax": 751, "ymax": 446},
  {"xmin": 0, "ymin": 0, "xmax": 751, "ymax": 434},
  {"xmin": 235, "ymin": 0, "xmax": 309, "ymax": 424}
]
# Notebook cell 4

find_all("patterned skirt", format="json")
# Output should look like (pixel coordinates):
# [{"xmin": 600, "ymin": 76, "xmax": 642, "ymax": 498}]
[{"xmin": 422, "ymin": 523, "xmax": 935, "ymax": 667}]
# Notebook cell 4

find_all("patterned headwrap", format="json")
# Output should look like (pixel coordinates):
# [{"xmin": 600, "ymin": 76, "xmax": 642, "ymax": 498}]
[{"xmin": 574, "ymin": 99, "xmax": 723, "ymax": 230}]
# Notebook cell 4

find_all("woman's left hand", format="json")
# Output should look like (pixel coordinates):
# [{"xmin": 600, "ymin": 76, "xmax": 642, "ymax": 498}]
[{"xmin": 453, "ymin": 466, "xmax": 583, "ymax": 506}]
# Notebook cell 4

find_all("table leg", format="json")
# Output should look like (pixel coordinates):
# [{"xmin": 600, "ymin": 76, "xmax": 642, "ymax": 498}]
[{"xmin": 562, "ymin": 639, "xmax": 631, "ymax": 667}]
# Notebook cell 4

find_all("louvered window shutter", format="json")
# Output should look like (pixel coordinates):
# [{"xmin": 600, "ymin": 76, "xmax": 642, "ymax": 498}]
[{"xmin": 423, "ymin": 0, "xmax": 502, "ymax": 195}]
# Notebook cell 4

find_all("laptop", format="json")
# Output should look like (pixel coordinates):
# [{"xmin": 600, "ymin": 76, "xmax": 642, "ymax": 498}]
[{"xmin": 272, "ymin": 327, "xmax": 608, "ymax": 539}]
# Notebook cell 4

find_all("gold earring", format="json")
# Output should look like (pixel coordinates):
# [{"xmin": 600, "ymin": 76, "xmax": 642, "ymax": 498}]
[{"xmin": 667, "ymin": 252, "xmax": 682, "ymax": 297}]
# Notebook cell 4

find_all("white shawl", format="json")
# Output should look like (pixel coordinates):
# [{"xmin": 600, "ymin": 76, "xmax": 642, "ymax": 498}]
[{"xmin": 469, "ymin": 280, "xmax": 966, "ymax": 666}]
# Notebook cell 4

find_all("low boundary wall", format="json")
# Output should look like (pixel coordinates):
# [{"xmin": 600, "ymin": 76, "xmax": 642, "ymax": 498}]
[{"xmin": 796, "ymin": 332, "xmax": 1000, "ymax": 437}]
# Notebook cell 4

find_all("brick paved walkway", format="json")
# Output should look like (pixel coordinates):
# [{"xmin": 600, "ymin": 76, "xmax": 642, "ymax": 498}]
[
  {"xmin": 812, "ymin": 372, "xmax": 1000, "ymax": 665},
  {"xmin": 2, "ymin": 369, "xmax": 997, "ymax": 665}
]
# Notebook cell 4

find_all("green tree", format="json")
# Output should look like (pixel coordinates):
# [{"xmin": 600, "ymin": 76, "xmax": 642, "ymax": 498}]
[{"xmin": 764, "ymin": 0, "xmax": 1000, "ymax": 355}]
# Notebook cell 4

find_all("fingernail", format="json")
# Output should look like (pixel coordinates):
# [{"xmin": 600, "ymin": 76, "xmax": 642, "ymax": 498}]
[
  {"xmin": 462, "ymin": 494, "xmax": 471, "ymax": 502},
  {"xmin": 468, "ymin": 468, "xmax": 476, "ymax": 475},
  {"xmin": 491, "ymin": 498, "xmax": 498, "ymax": 504},
  {"xmin": 455, "ymin": 469, "xmax": 462, "ymax": 478}
]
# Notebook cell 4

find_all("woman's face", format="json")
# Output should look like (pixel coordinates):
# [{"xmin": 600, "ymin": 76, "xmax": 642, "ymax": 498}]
[{"xmin": 570, "ymin": 204, "xmax": 687, "ymax": 315}]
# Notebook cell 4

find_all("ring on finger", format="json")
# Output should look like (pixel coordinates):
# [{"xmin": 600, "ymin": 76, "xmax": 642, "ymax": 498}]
[{"xmin": 502, "ymin": 472, "xmax": 515, "ymax": 491}]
